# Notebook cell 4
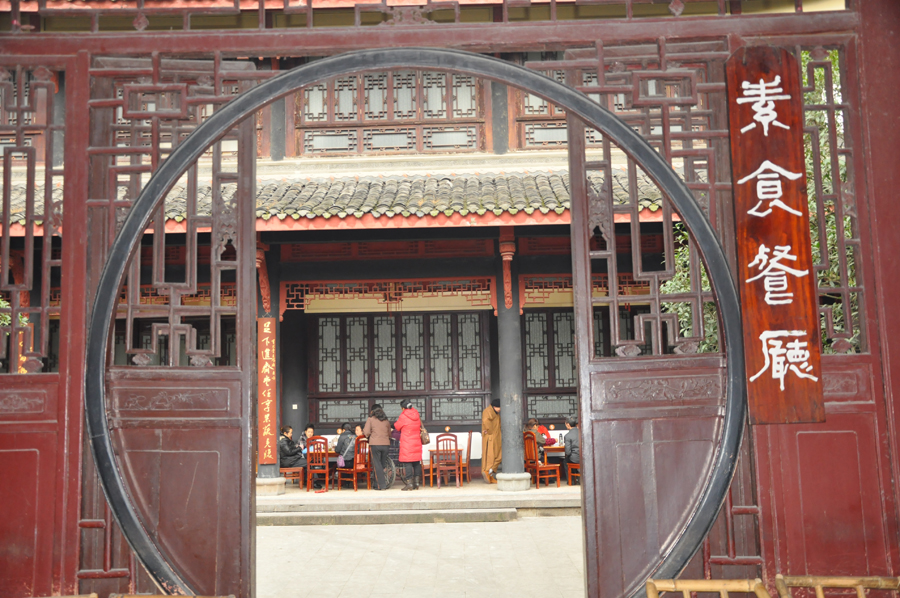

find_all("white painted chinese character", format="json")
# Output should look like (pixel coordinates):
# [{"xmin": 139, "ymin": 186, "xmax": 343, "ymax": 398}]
[
  {"xmin": 749, "ymin": 330, "xmax": 819, "ymax": 390},
  {"xmin": 737, "ymin": 160, "xmax": 803, "ymax": 217},
  {"xmin": 737, "ymin": 75, "xmax": 792, "ymax": 136},
  {"xmin": 746, "ymin": 244, "xmax": 809, "ymax": 305}
]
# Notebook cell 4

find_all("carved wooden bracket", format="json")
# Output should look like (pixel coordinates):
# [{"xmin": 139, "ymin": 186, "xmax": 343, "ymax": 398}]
[
  {"xmin": 256, "ymin": 241, "xmax": 271, "ymax": 315},
  {"xmin": 499, "ymin": 227, "xmax": 515, "ymax": 312}
]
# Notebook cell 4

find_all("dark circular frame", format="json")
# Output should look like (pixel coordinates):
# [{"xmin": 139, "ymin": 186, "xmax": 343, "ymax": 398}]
[{"xmin": 85, "ymin": 48, "xmax": 746, "ymax": 597}]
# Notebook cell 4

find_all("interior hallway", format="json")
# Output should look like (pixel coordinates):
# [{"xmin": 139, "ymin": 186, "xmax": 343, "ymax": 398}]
[{"xmin": 256, "ymin": 516, "xmax": 585, "ymax": 598}]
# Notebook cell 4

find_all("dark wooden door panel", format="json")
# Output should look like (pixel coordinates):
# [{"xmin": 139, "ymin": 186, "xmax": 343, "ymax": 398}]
[
  {"xmin": 107, "ymin": 371, "xmax": 248, "ymax": 596},
  {"xmin": 589, "ymin": 415, "xmax": 721, "ymax": 596},
  {"xmin": 565, "ymin": 87, "xmax": 743, "ymax": 596}
]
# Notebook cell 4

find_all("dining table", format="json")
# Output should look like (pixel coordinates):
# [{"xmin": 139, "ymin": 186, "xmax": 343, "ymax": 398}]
[{"xmin": 541, "ymin": 445, "xmax": 565, "ymax": 465}]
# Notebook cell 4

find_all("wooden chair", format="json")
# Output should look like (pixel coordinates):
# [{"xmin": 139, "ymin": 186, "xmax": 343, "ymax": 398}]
[
  {"xmin": 336, "ymin": 436, "xmax": 371, "ymax": 491},
  {"xmin": 422, "ymin": 458, "xmax": 435, "ymax": 487},
  {"xmin": 459, "ymin": 431, "xmax": 473, "ymax": 483},
  {"xmin": 433, "ymin": 433, "xmax": 461, "ymax": 488},
  {"xmin": 524, "ymin": 431, "xmax": 560, "ymax": 488},
  {"xmin": 280, "ymin": 466, "xmax": 305, "ymax": 487},
  {"xmin": 567, "ymin": 462, "xmax": 581, "ymax": 485},
  {"xmin": 305, "ymin": 436, "xmax": 330, "ymax": 492}
]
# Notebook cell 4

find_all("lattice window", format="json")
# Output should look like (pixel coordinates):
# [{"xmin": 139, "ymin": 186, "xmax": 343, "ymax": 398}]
[
  {"xmin": 317, "ymin": 399, "xmax": 369, "ymax": 424},
  {"xmin": 801, "ymin": 47, "xmax": 863, "ymax": 354},
  {"xmin": 311, "ymin": 312, "xmax": 488, "ymax": 402},
  {"xmin": 422, "ymin": 72, "xmax": 447, "ymax": 119},
  {"xmin": 373, "ymin": 315, "xmax": 396, "ymax": 392},
  {"xmin": 393, "ymin": 71, "xmax": 417, "ymax": 119},
  {"xmin": 0, "ymin": 65, "xmax": 64, "ymax": 374},
  {"xmin": 452, "ymin": 75, "xmax": 478, "ymax": 119},
  {"xmin": 303, "ymin": 84, "xmax": 328, "ymax": 122},
  {"xmin": 429, "ymin": 313, "xmax": 453, "ymax": 390},
  {"xmin": 345, "ymin": 316, "xmax": 369, "ymax": 392},
  {"xmin": 294, "ymin": 69, "xmax": 485, "ymax": 156},
  {"xmin": 457, "ymin": 313, "xmax": 482, "ymax": 390},
  {"xmin": 401, "ymin": 314, "xmax": 425, "ymax": 390},
  {"xmin": 524, "ymin": 312, "xmax": 550, "ymax": 388},
  {"xmin": 364, "ymin": 73, "xmax": 388, "ymax": 120},
  {"xmin": 553, "ymin": 312, "xmax": 577, "ymax": 387},
  {"xmin": 317, "ymin": 317, "xmax": 342, "ymax": 393},
  {"xmin": 527, "ymin": 394, "xmax": 579, "ymax": 420},
  {"xmin": 334, "ymin": 76, "xmax": 358, "ymax": 121},
  {"xmin": 432, "ymin": 396, "xmax": 482, "ymax": 421},
  {"xmin": 86, "ymin": 55, "xmax": 261, "ymax": 367},
  {"xmin": 522, "ymin": 41, "xmax": 726, "ymax": 357}
]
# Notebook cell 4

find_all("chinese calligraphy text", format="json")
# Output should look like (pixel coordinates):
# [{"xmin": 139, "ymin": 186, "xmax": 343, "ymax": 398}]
[
  {"xmin": 258, "ymin": 318, "xmax": 278, "ymax": 464},
  {"xmin": 727, "ymin": 46, "xmax": 824, "ymax": 424}
]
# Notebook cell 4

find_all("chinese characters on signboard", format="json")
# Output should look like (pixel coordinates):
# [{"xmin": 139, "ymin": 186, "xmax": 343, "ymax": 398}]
[
  {"xmin": 727, "ymin": 46, "xmax": 824, "ymax": 424},
  {"xmin": 258, "ymin": 318, "xmax": 278, "ymax": 464}
]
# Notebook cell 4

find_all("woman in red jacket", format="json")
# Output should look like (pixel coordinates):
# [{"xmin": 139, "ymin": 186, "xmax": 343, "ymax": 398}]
[{"xmin": 394, "ymin": 399, "xmax": 424, "ymax": 491}]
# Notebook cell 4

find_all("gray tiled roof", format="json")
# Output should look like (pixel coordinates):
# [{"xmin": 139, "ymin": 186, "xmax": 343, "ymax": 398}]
[{"xmin": 1, "ymin": 170, "xmax": 666, "ymax": 226}]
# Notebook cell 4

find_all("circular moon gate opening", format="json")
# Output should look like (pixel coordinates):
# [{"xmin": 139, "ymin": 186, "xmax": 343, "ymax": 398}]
[{"xmin": 85, "ymin": 48, "xmax": 746, "ymax": 597}]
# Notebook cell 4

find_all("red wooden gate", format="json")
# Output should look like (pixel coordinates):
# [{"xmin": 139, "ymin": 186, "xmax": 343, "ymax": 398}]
[
  {"xmin": 79, "ymin": 50, "xmax": 746, "ymax": 598},
  {"xmin": 1, "ymin": 3, "xmax": 898, "ymax": 597}
]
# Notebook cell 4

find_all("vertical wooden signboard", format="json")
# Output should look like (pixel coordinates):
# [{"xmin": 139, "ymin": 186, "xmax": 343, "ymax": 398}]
[
  {"xmin": 727, "ymin": 46, "xmax": 824, "ymax": 424},
  {"xmin": 258, "ymin": 318, "xmax": 278, "ymax": 464}
]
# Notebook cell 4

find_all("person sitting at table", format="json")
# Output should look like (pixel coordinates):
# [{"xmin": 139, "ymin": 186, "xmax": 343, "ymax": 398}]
[
  {"xmin": 278, "ymin": 426, "xmax": 306, "ymax": 469},
  {"xmin": 525, "ymin": 418, "xmax": 546, "ymax": 446},
  {"xmin": 355, "ymin": 424, "xmax": 364, "ymax": 437},
  {"xmin": 301, "ymin": 423, "xmax": 315, "ymax": 449},
  {"xmin": 334, "ymin": 422, "xmax": 357, "ymax": 469},
  {"xmin": 564, "ymin": 416, "xmax": 580, "ymax": 481},
  {"xmin": 524, "ymin": 418, "xmax": 547, "ymax": 463}
]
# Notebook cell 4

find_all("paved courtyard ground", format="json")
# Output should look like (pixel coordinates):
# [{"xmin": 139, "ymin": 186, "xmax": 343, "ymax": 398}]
[{"xmin": 256, "ymin": 516, "xmax": 585, "ymax": 598}]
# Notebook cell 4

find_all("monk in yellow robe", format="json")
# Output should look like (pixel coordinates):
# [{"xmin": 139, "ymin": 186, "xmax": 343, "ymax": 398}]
[{"xmin": 481, "ymin": 398, "xmax": 502, "ymax": 483}]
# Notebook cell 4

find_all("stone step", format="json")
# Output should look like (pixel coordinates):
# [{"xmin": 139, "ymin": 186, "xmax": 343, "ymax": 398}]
[
  {"xmin": 257, "ymin": 494, "xmax": 580, "ymax": 514},
  {"xmin": 257, "ymin": 508, "xmax": 518, "ymax": 526}
]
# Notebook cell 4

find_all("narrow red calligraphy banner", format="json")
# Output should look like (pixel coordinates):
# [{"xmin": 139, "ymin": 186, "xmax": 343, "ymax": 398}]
[
  {"xmin": 257, "ymin": 318, "xmax": 279, "ymax": 464},
  {"xmin": 726, "ymin": 46, "xmax": 824, "ymax": 424}
]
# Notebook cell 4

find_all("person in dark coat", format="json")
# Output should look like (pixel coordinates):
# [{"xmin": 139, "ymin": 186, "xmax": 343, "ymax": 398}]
[
  {"xmin": 334, "ymin": 422, "xmax": 357, "ymax": 468},
  {"xmin": 564, "ymin": 416, "xmax": 580, "ymax": 482},
  {"xmin": 364, "ymin": 404, "xmax": 393, "ymax": 491},
  {"xmin": 278, "ymin": 426, "xmax": 306, "ymax": 468},
  {"xmin": 394, "ymin": 399, "xmax": 424, "ymax": 491}
]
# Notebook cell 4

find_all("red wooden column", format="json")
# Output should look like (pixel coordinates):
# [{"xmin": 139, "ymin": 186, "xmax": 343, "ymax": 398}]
[{"xmin": 856, "ymin": 0, "xmax": 900, "ymax": 575}]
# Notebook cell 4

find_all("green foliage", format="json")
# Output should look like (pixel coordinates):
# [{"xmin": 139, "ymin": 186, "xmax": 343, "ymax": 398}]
[
  {"xmin": 0, "ymin": 295, "xmax": 30, "ymax": 330},
  {"xmin": 0, "ymin": 295, "xmax": 9, "ymax": 328},
  {"xmin": 802, "ymin": 48, "xmax": 860, "ymax": 353},
  {"xmin": 660, "ymin": 224, "xmax": 719, "ymax": 353}
]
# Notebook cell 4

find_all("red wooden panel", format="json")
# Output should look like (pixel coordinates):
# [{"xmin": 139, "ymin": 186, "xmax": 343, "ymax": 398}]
[
  {"xmin": 0, "ymin": 432, "xmax": 57, "ymax": 598},
  {"xmin": 106, "ymin": 370, "xmax": 249, "ymax": 596},
  {"xmin": 112, "ymin": 426, "xmax": 243, "ymax": 595},
  {"xmin": 755, "ymin": 406, "xmax": 894, "ymax": 578}
]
